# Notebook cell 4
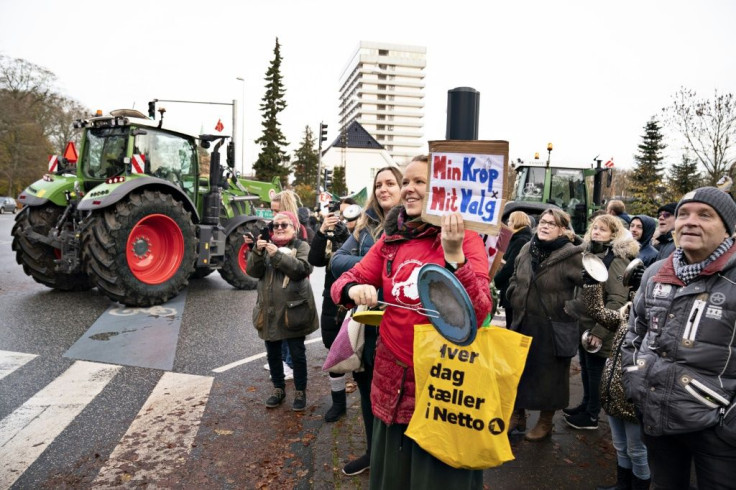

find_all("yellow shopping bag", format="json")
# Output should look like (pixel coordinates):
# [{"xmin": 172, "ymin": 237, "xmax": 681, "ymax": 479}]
[{"xmin": 406, "ymin": 324, "xmax": 531, "ymax": 469}]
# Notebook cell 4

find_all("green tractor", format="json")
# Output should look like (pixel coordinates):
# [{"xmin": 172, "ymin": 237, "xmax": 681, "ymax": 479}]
[
  {"xmin": 502, "ymin": 158, "xmax": 611, "ymax": 235},
  {"xmin": 13, "ymin": 108, "xmax": 281, "ymax": 306}
]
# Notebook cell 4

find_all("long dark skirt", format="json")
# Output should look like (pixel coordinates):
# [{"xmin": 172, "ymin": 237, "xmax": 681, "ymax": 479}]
[
  {"xmin": 513, "ymin": 314, "xmax": 572, "ymax": 410},
  {"xmin": 369, "ymin": 419, "xmax": 483, "ymax": 490}
]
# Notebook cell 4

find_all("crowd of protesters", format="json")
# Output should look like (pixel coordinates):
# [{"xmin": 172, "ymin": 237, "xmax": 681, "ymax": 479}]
[{"xmin": 245, "ymin": 163, "xmax": 736, "ymax": 489}]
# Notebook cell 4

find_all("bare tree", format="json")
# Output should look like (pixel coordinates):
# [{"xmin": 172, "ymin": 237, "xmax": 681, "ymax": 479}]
[
  {"xmin": 663, "ymin": 87, "xmax": 736, "ymax": 185},
  {"xmin": 0, "ymin": 55, "xmax": 88, "ymax": 195}
]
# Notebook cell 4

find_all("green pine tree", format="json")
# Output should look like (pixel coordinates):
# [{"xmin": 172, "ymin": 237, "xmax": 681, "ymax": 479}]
[
  {"xmin": 332, "ymin": 165, "xmax": 347, "ymax": 196},
  {"xmin": 291, "ymin": 125, "xmax": 318, "ymax": 187},
  {"xmin": 665, "ymin": 153, "xmax": 701, "ymax": 202},
  {"xmin": 253, "ymin": 38, "xmax": 290, "ymax": 186},
  {"xmin": 629, "ymin": 117, "xmax": 666, "ymax": 215}
]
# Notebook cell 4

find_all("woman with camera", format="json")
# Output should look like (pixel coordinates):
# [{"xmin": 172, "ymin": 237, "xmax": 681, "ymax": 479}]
[
  {"xmin": 246, "ymin": 211, "xmax": 318, "ymax": 411},
  {"xmin": 308, "ymin": 198, "xmax": 358, "ymax": 423}
]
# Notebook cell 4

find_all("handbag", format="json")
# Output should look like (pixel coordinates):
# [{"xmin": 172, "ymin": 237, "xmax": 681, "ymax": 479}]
[
  {"xmin": 406, "ymin": 324, "xmax": 531, "ymax": 469},
  {"xmin": 322, "ymin": 306, "xmax": 366, "ymax": 374},
  {"xmin": 534, "ymin": 281, "xmax": 578, "ymax": 358}
]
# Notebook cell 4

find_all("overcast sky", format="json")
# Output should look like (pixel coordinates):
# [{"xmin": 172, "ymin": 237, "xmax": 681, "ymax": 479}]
[{"xmin": 1, "ymin": 0, "xmax": 734, "ymax": 174}]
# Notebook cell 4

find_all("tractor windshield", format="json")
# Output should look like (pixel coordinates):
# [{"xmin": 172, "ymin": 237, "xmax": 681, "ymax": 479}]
[
  {"xmin": 549, "ymin": 168, "xmax": 586, "ymax": 214},
  {"xmin": 82, "ymin": 127, "xmax": 129, "ymax": 179},
  {"xmin": 513, "ymin": 167, "xmax": 545, "ymax": 201}
]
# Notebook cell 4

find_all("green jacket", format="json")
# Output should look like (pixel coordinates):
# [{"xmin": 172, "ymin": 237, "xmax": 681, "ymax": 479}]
[{"xmin": 246, "ymin": 238, "xmax": 319, "ymax": 340}]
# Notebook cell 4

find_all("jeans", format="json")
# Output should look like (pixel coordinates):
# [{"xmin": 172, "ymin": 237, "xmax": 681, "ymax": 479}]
[
  {"xmin": 643, "ymin": 427, "xmax": 736, "ymax": 489},
  {"xmin": 578, "ymin": 348, "xmax": 606, "ymax": 418},
  {"xmin": 608, "ymin": 415, "xmax": 650, "ymax": 480},
  {"xmin": 281, "ymin": 342, "xmax": 293, "ymax": 368},
  {"xmin": 266, "ymin": 338, "xmax": 306, "ymax": 391}
]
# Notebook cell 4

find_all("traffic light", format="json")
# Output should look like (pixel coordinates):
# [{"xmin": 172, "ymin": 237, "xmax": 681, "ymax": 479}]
[
  {"xmin": 323, "ymin": 168, "xmax": 333, "ymax": 190},
  {"xmin": 319, "ymin": 122, "xmax": 328, "ymax": 144},
  {"xmin": 148, "ymin": 100, "xmax": 156, "ymax": 119}
]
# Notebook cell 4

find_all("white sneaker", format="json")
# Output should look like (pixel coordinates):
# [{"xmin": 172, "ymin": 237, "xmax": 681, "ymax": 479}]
[
  {"xmin": 263, "ymin": 363, "xmax": 270, "ymax": 371},
  {"xmin": 283, "ymin": 362, "xmax": 294, "ymax": 381}
]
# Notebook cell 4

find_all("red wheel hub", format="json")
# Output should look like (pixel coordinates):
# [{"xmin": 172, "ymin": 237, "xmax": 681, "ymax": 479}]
[
  {"xmin": 126, "ymin": 214, "xmax": 184, "ymax": 284},
  {"xmin": 238, "ymin": 243, "xmax": 248, "ymax": 273}
]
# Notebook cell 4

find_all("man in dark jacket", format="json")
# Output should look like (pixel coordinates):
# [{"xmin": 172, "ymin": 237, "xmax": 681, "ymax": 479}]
[
  {"xmin": 607, "ymin": 199, "xmax": 631, "ymax": 227},
  {"xmin": 621, "ymin": 187, "xmax": 736, "ymax": 489},
  {"xmin": 629, "ymin": 214, "xmax": 658, "ymax": 266},
  {"xmin": 654, "ymin": 202, "xmax": 677, "ymax": 261}
]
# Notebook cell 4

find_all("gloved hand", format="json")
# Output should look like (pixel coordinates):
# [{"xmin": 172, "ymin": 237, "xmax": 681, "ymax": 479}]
[
  {"xmin": 581, "ymin": 268, "xmax": 599, "ymax": 285},
  {"xmin": 629, "ymin": 263, "xmax": 646, "ymax": 291}
]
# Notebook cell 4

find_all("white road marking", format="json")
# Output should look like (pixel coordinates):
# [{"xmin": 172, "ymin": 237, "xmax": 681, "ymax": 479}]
[
  {"xmin": 92, "ymin": 371, "xmax": 213, "ymax": 487},
  {"xmin": 0, "ymin": 350, "xmax": 37, "ymax": 381},
  {"xmin": 212, "ymin": 336, "xmax": 323, "ymax": 373},
  {"xmin": 0, "ymin": 361, "xmax": 121, "ymax": 489}
]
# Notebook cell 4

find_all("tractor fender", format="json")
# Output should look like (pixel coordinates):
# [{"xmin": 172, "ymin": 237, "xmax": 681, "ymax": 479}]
[
  {"xmin": 17, "ymin": 175, "xmax": 79, "ymax": 208},
  {"xmin": 223, "ymin": 214, "xmax": 265, "ymax": 236},
  {"xmin": 77, "ymin": 176, "xmax": 198, "ymax": 219}
]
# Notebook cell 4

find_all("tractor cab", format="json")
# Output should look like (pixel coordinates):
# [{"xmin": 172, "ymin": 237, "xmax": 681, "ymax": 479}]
[{"xmin": 505, "ymin": 159, "xmax": 607, "ymax": 235}]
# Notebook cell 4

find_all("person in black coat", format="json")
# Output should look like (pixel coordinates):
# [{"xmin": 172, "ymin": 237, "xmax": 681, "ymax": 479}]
[
  {"xmin": 307, "ymin": 198, "xmax": 356, "ymax": 422},
  {"xmin": 493, "ymin": 211, "xmax": 533, "ymax": 327}
]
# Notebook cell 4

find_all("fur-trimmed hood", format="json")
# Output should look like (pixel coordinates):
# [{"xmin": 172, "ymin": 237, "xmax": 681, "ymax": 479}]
[{"xmin": 582, "ymin": 231, "xmax": 640, "ymax": 260}]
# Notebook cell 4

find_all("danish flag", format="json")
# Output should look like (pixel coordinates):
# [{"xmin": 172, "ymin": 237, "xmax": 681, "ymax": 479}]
[
  {"xmin": 131, "ymin": 154, "xmax": 146, "ymax": 174},
  {"xmin": 604, "ymin": 158, "xmax": 614, "ymax": 168},
  {"xmin": 48, "ymin": 155, "xmax": 58, "ymax": 172}
]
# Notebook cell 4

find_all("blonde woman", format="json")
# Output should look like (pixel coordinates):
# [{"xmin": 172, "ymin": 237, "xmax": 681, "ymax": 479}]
[
  {"xmin": 493, "ymin": 211, "xmax": 533, "ymax": 329},
  {"xmin": 563, "ymin": 214, "xmax": 638, "ymax": 431}
]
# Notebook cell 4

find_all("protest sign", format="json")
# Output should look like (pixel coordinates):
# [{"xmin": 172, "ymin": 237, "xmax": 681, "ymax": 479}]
[{"xmin": 422, "ymin": 140, "xmax": 509, "ymax": 236}]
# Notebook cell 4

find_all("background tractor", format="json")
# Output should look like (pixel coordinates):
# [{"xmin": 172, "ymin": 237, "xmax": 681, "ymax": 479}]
[
  {"xmin": 13, "ymin": 108, "xmax": 280, "ymax": 306},
  {"xmin": 502, "ymin": 157, "xmax": 611, "ymax": 235}
]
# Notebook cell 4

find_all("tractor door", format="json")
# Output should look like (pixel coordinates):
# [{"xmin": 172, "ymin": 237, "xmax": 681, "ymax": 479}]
[{"xmin": 133, "ymin": 129, "xmax": 198, "ymax": 205}]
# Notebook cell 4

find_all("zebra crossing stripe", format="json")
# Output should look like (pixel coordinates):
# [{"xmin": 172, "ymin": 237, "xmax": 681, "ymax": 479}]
[
  {"xmin": 0, "ymin": 350, "xmax": 38, "ymax": 381},
  {"xmin": 0, "ymin": 361, "xmax": 121, "ymax": 489},
  {"xmin": 93, "ymin": 372, "xmax": 213, "ymax": 486}
]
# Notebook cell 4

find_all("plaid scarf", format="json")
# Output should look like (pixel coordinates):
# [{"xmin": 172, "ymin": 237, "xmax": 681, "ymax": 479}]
[
  {"xmin": 392, "ymin": 206, "xmax": 437, "ymax": 240},
  {"xmin": 673, "ymin": 237, "xmax": 734, "ymax": 284}
]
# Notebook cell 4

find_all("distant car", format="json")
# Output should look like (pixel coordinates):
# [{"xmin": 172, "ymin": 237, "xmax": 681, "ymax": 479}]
[{"xmin": 0, "ymin": 197, "xmax": 17, "ymax": 214}]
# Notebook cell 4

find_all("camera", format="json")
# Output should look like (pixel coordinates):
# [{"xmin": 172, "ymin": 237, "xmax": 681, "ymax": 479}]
[
  {"xmin": 259, "ymin": 226, "xmax": 271, "ymax": 242},
  {"xmin": 327, "ymin": 200, "xmax": 341, "ymax": 213}
]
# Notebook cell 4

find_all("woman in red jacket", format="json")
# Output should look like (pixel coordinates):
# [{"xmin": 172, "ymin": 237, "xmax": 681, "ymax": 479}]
[{"xmin": 331, "ymin": 156, "xmax": 492, "ymax": 489}]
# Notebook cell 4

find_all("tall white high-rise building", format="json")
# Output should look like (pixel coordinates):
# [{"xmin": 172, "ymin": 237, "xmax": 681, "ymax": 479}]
[{"xmin": 338, "ymin": 41, "xmax": 426, "ymax": 165}]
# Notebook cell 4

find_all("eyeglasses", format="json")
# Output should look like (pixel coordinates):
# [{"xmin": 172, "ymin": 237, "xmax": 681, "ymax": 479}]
[
  {"xmin": 538, "ymin": 219, "xmax": 558, "ymax": 228},
  {"xmin": 272, "ymin": 223, "xmax": 292, "ymax": 230},
  {"xmin": 658, "ymin": 211, "xmax": 672, "ymax": 219}
]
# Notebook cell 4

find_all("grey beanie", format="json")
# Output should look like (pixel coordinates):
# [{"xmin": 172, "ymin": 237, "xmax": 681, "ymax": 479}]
[{"xmin": 675, "ymin": 186, "xmax": 736, "ymax": 235}]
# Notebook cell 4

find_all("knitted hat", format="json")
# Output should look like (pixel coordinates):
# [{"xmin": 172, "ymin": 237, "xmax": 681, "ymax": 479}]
[
  {"xmin": 273, "ymin": 211, "xmax": 301, "ymax": 235},
  {"xmin": 657, "ymin": 202, "xmax": 677, "ymax": 216},
  {"xmin": 675, "ymin": 187, "xmax": 736, "ymax": 235}
]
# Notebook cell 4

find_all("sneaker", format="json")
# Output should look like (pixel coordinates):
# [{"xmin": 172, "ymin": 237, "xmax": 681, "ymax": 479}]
[
  {"xmin": 292, "ymin": 390, "xmax": 306, "ymax": 411},
  {"xmin": 564, "ymin": 411, "xmax": 598, "ymax": 430},
  {"xmin": 263, "ymin": 362, "xmax": 270, "ymax": 371},
  {"xmin": 342, "ymin": 453, "xmax": 370, "ymax": 476},
  {"xmin": 562, "ymin": 404, "xmax": 586, "ymax": 417},
  {"xmin": 283, "ymin": 362, "xmax": 294, "ymax": 381},
  {"xmin": 265, "ymin": 388, "xmax": 285, "ymax": 408}
]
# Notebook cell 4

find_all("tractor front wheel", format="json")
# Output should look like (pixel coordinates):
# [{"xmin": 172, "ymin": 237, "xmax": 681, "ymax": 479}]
[{"xmin": 82, "ymin": 190, "xmax": 197, "ymax": 306}]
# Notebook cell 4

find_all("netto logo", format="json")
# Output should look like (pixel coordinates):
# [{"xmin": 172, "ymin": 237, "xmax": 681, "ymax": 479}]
[{"xmin": 488, "ymin": 417, "xmax": 505, "ymax": 435}]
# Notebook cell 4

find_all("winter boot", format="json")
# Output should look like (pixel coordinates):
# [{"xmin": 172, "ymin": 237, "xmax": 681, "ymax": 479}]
[
  {"xmin": 509, "ymin": 408, "xmax": 526, "ymax": 433},
  {"xmin": 631, "ymin": 475, "xmax": 651, "ymax": 490},
  {"xmin": 524, "ymin": 410, "xmax": 555, "ymax": 441},
  {"xmin": 596, "ymin": 465, "xmax": 633, "ymax": 490},
  {"xmin": 324, "ymin": 389, "xmax": 347, "ymax": 422}
]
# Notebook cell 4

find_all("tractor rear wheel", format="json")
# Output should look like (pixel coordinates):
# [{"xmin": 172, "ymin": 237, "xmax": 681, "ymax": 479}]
[
  {"xmin": 11, "ymin": 205, "xmax": 92, "ymax": 291},
  {"xmin": 82, "ymin": 190, "xmax": 197, "ymax": 306},
  {"xmin": 218, "ymin": 220, "xmax": 263, "ymax": 290}
]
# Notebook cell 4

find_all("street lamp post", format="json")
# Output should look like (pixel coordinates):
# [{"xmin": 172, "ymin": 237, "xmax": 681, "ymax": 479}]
[{"xmin": 236, "ymin": 77, "xmax": 246, "ymax": 175}]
